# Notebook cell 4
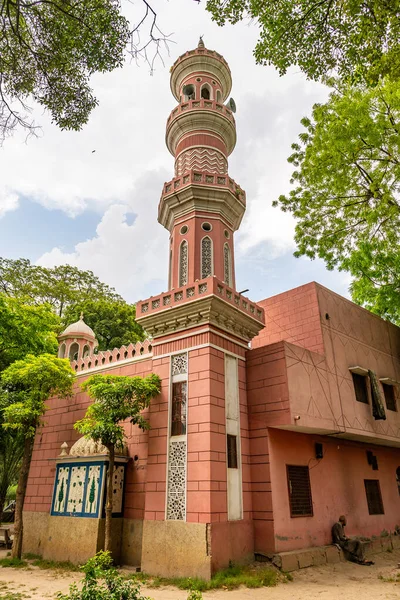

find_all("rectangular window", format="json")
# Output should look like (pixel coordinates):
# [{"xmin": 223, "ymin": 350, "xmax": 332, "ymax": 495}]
[
  {"xmin": 364, "ymin": 479, "xmax": 384, "ymax": 515},
  {"xmin": 382, "ymin": 383, "xmax": 397, "ymax": 411},
  {"xmin": 287, "ymin": 465, "xmax": 313, "ymax": 517},
  {"xmin": 171, "ymin": 381, "xmax": 187, "ymax": 436},
  {"xmin": 227, "ymin": 435, "xmax": 238, "ymax": 469},
  {"xmin": 352, "ymin": 373, "xmax": 369, "ymax": 404}
]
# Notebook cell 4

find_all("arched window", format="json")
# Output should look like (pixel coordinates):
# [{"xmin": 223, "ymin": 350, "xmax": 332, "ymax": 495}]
[
  {"xmin": 216, "ymin": 90, "xmax": 222, "ymax": 103},
  {"xmin": 82, "ymin": 345, "xmax": 90, "ymax": 358},
  {"xmin": 179, "ymin": 240, "xmax": 188, "ymax": 287},
  {"xmin": 58, "ymin": 343, "xmax": 66, "ymax": 359},
  {"xmin": 201, "ymin": 236, "xmax": 213, "ymax": 279},
  {"xmin": 183, "ymin": 84, "xmax": 195, "ymax": 101},
  {"xmin": 201, "ymin": 84, "xmax": 211, "ymax": 100},
  {"xmin": 397, "ymin": 467, "xmax": 400, "ymax": 495},
  {"xmin": 69, "ymin": 342, "xmax": 79, "ymax": 361},
  {"xmin": 224, "ymin": 243, "xmax": 232, "ymax": 287}
]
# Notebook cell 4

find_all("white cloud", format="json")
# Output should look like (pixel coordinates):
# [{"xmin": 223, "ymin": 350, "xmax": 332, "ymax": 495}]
[
  {"xmin": 0, "ymin": 190, "xmax": 19, "ymax": 218},
  {"xmin": 38, "ymin": 171, "xmax": 169, "ymax": 302}
]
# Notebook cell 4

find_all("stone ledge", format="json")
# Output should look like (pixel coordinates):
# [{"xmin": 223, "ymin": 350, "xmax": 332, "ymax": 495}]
[{"xmin": 271, "ymin": 535, "xmax": 400, "ymax": 572}]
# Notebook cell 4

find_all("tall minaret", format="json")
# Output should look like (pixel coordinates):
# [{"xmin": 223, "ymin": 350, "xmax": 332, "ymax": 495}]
[
  {"xmin": 160, "ymin": 37, "xmax": 244, "ymax": 292},
  {"xmin": 137, "ymin": 43, "xmax": 265, "ymax": 578},
  {"xmin": 137, "ymin": 39, "xmax": 263, "ymax": 343}
]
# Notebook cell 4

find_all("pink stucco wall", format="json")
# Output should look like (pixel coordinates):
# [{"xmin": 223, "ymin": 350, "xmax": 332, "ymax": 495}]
[
  {"xmin": 252, "ymin": 282, "xmax": 324, "ymax": 354},
  {"xmin": 25, "ymin": 357, "xmax": 154, "ymax": 518},
  {"xmin": 268, "ymin": 428, "xmax": 400, "ymax": 552}
]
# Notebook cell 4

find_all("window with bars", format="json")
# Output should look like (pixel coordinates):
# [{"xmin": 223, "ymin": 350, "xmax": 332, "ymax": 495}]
[
  {"xmin": 171, "ymin": 381, "xmax": 187, "ymax": 436},
  {"xmin": 227, "ymin": 435, "xmax": 238, "ymax": 469},
  {"xmin": 352, "ymin": 373, "xmax": 369, "ymax": 404},
  {"xmin": 364, "ymin": 479, "xmax": 384, "ymax": 515},
  {"xmin": 382, "ymin": 383, "xmax": 397, "ymax": 411},
  {"xmin": 287, "ymin": 465, "xmax": 313, "ymax": 517}
]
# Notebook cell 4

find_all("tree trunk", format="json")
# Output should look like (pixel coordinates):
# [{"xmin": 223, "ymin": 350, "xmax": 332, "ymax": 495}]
[
  {"xmin": 104, "ymin": 445, "xmax": 115, "ymax": 554},
  {"xmin": 0, "ymin": 498, "xmax": 5, "ymax": 525},
  {"xmin": 11, "ymin": 436, "xmax": 34, "ymax": 559}
]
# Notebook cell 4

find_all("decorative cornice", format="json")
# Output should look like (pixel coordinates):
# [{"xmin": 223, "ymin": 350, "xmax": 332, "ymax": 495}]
[
  {"xmin": 158, "ymin": 171, "xmax": 246, "ymax": 231},
  {"xmin": 137, "ymin": 295, "xmax": 263, "ymax": 343},
  {"xmin": 136, "ymin": 277, "xmax": 265, "ymax": 343}
]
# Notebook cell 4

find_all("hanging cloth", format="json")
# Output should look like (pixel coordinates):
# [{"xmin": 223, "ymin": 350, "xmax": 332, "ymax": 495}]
[{"xmin": 368, "ymin": 370, "xmax": 386, "ymax": 420}]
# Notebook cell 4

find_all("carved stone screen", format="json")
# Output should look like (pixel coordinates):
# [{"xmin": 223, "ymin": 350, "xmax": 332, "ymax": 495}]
[
  {"xmin": 166, "ymin": 439, "xmax": 187, "ymax": 520},
  {"xmin": 166, "ymin": 352, "xmax": 188, "ymax": 521}
]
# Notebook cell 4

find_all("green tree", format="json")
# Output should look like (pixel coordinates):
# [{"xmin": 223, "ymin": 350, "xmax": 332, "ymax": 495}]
[
  {"xmin": 75, "ymin": 373, "xmax": 161, "ymax": 553},
  {"xmin": 206, "ymin": 0, "xmax": 400, "ymax": 84},
  {"xmin": 0, "ymin": 0, "xmax": 129, "ymax": 143},
  {"xmin": 0, "ymin": 259, "xmax": 123, "ymax": 318},
  {"xmin": 0, "ymin": 293, "xmax": 59, "ymax": 372},
  {"xmin": 0, "ymin": 430, "xmax": 24, "ymax": 521},
  {"xmin": 0, "ymin": 354, "xmax": 75, "ymax": 558},
  {"xmin": 63, "ymin": 299, "xmax": 145, "ymax": 351},
  {"xmin": 274, "ymin": 78, "xmax": 400, "ymax": 323},
  {"xmin": 0, "ymin": 0, "xmax": 169, "ymax": 144},
  {"xmin": 0, "ymin": 293, "xmax": 60, "ymax": 525}
]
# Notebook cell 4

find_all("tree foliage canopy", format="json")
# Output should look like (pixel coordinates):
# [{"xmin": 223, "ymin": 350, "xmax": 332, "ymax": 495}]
[
  {"xmin": 75, "ymin": 372, "xmax": 160, "ymax": 552},
  {"xmin": 0, "ymin": 293, "xmax": 59, "ymax": 372},
  {"xmin": 274, "ymin": 78, "xmax": 400, "ymax": 323},
  {"xmin": 206, "ymin": 0, "xmax": 400, "ymax": 84},
  {"xmin": 0, "ymin": 0, "xmax": 130, "ymax": 142},
  {"xmin": 1, "ymin": 353, "xmax": 75, "ymax": 436},
  {"xmin": 63, "ymin": 299, "xmax": 145, "ymax": 351},
  {"xmin": 0, "ymin": 258, "xmax": 122, "ymax": 318},
  {"xmin": 0, "ymin": 0, "xmax": 170, "ymax": 143},
  {"xmin": 76, "ymin": 373, "xmax": 161, "ymax": 448},
  {"xmin": 0, "ymin": 353, "xmax": 74, "ymax": 558}
]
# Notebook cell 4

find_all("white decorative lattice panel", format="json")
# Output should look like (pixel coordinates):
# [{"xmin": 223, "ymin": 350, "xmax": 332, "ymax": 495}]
[
  {"xmin": 166, "ymin": 439, "xmax": 187, "ymax": 520},
  {"xmin": 172, "ymin": 353, "xmax": 188, "ymax": 376},
  {"xmin": 224, "ymin": 244, "xmax": 231, "ymax": 286},
  {"xmin": 66, "ymin": 465, "xmax": 87, "ymax": 514},
  {"xmin": 179, "ymin": 241, "xmax": 188, "ymax": 286},
  {"xmin": 112, "ymin": 466, "xmax": 125, "ymax": 513},
  {"xmin": 54, "ymin": 467, "xmax": 70, "ymax": 513},
  {"xmin": 201, "ymin": 236, "xmax": 212, "ymax": 278},
  {"xmin": 85, "ymin": 465, "xmax": 101, "ymax": 514}
]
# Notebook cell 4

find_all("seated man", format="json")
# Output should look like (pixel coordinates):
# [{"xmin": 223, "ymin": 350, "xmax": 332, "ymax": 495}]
[{"xmin": 332, "ymin": 515, "xmax": 374, "ymax": 565}]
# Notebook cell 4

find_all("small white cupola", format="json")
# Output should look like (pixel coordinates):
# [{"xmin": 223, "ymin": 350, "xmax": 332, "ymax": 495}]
[{"xmin": 58, "ymin": 313, "xmax": 98, "ymax": 361}]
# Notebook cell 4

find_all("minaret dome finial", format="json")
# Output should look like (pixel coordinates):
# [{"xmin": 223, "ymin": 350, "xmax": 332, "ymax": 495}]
[{"xmin": 198, "ymin": 36, "xmax": 204, "ymax": 48}]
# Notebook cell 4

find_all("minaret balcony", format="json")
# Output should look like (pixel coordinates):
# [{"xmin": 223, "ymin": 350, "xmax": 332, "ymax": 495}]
[
  {"xmin": 166, "ymin": 99, "xmax": 237, "ymax": 156},
  {"xmin": 158, "ymin": 170, "xmax": 246, "ymax": 232},
  {"xmin": 136, "ymin": 276, "xmax": 265, "ymax": 342}
]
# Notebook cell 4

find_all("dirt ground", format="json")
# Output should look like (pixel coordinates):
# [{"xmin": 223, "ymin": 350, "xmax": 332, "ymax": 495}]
[{"xmin": 0, "ymin": 549, "xmax": 400, "ymax": 600}]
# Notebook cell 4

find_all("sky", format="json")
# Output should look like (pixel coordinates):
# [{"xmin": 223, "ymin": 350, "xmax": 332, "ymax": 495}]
[{"xmin": 0, "ymin": 0, "xmax": 351, "ymax": 304}]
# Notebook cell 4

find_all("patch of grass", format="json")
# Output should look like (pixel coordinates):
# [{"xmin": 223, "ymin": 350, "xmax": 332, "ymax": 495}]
[
  {"xmin": 127, "ymin": 564, "xmax": 287, "ymax": 591},
  {"xmin": 22, "ymin": 553, "xmax": 41, "ymax": 560},
  {"xmin": 378, "ymin": 573, "xmax": 400, "ymax": 583},
  {"xmin": 31, "ymin": 558, "xmax": 81, "ymax": 572},
  {"xmin": 0, "ymin": 593, "xmax": 28, "ymax": 600},
  {"xmin": 0, "ymin": 558, "xmax": 28, "ymax": 569}
]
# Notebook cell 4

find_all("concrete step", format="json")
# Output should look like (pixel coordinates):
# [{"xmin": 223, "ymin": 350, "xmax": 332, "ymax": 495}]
[{"xmin": 271, "ymin": 534, "xmax": 400, "ymax": 572}]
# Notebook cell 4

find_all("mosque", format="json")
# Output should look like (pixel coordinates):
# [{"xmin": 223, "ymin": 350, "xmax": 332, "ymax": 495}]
[{"xmin": 23, "ymin": 40, "xmax": 400, "ymax": 577}]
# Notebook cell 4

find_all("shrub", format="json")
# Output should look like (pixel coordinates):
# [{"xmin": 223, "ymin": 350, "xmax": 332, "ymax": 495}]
[{"xmin": 56, "ymin": 551, "xmax": 151, "ymax": 600}]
